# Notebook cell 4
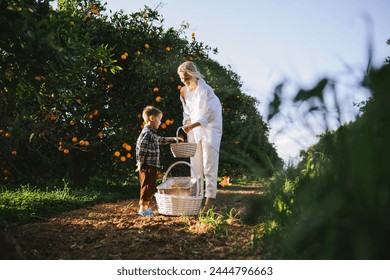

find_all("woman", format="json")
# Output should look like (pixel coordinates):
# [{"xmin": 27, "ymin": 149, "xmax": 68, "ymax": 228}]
[{"xmin": 177, "ymin": 61, "xmax": 223, "ymax": 211}]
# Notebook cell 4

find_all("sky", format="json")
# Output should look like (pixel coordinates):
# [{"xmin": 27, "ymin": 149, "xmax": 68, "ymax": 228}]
[{"xmin": 63, "ymin": 0, "xmax": 390, "ymax": 162}]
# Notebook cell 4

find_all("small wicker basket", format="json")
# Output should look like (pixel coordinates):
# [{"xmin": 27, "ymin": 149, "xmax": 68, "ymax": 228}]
[
  {"xmin": 170, "ymin": 127, "xmax": 197, "ymax": 158},
  {"xmin": 155, "ymin": 161, "xmax": 203, "ymax": 216}
]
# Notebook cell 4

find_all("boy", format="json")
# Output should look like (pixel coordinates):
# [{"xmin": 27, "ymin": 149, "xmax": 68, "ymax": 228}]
[{"xmin": 135, "ymin": 106, "xmax": 182, "ymax": 216}]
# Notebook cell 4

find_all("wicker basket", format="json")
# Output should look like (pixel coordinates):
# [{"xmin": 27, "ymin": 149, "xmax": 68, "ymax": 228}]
[
  {"xmin": 157, "ymin": 177, "xmax": 198, "ymax": 196},
  {"xmin": 170, "ymin": 127, "xmax": 197, "ymax": 158},
  {"xmin": 155, "ymin": 161, "xmax": 203, "ymax": 216}
]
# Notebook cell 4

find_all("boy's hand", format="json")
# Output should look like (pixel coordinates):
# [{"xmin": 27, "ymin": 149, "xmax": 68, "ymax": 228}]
[{"xmin": 135, "ymin": 162, "xmax": 141, "ymax": 172}]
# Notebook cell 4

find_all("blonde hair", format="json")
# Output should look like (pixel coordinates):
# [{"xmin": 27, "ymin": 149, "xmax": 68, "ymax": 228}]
[
  {"xmin": 177, "ymin": 61, "xmax": 204, "ymax": 80},
  {"xmin": 142, "ymin": 106, "xmax": 162, "ymax": 122}
]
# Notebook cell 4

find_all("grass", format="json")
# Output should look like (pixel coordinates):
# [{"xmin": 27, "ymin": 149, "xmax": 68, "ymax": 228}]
[{"xmin": 0, "ymin": 177, "xmax": 139, "ymax": 229}]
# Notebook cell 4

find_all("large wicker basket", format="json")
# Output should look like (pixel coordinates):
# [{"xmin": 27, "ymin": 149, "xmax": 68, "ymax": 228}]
[
  {"xmin": 155, "ymin": 161, "xmax": 203, "ymax": 216},
  {"xmin": 170, "ymin": 127, "xmax": 197, "ymax": 158},
  {"xmin": 157, "ymin": 177, "xmax": 198, "ymax": 196}
]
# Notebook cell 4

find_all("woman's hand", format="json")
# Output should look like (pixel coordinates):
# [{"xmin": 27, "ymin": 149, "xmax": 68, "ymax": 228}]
[
  {"xmin": 183, "ymin": 122, "xmax": 201, "ymax": 133},
  {"xmin": 182, "ymin": 124, "xmax": 192, "ymax": 133}
]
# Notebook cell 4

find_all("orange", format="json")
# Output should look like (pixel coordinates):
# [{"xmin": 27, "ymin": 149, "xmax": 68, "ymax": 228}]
[
  {"xmin": 121, "ymin": 54, "xmax": 127, "ymax": 60},
  {"xmin": 153, "ymin": 87, "xmax": 159, "ymax": 92},
  {"xmin": 155, "ymin": 96, "xmax": 162, "ymax": 102},
  {"xmin": 79, "ymin": 140, "xmax": 85, "ymax": 146},
  {"xmin": 120, "ymin": 156, "xmax": 126, "ymax": 162},
  {"xmin": 114, "ymin": 151, "xmax": 120, "ymax": 157},
  {"xmin": 125, "ymin": 145, "xmax": 131, "ymax": 151},
  {"xmin": 98, "ymin": 131, "xmax": 104, "ymax": 138},
  {"xmin": 63, "ymin": 149, "xmax": 70, "ymax": 154},
  {"xmin": 165, "ymin": 46, "xmax": 171, "ymax": 52},
  {"xmin": 84, "ymin": 141, "xmax": 90, "ymax": 147},
  {"xmin": 69, "ymin": 120, "xmax": 75, "ymax": 126},
  {"xmin": 11, "ymin": 150, "xmax": 17, "ymax": 156},
  {"xmin": 177, "ymin": 85, "xmax": 182, "ymax": 90},
  {"xmin": 126, "ymin": 153, "xmax": 131, "ymax": 158},
  {"xmin": 50, "ymin": 115, "xmax": 57, "ymax": 121},
  {"xmin": 144, "ymin": 43, "xmax": 150, "ymax": 49},
  {"xmin": 72, "ymin": 137, "xmax": 78, "ymax": 143}
]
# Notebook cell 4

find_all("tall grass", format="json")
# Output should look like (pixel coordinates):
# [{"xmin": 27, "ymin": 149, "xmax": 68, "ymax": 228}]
[{"xmin": 249, "ymin": 63, "xmax": 390, "ymax": 259}]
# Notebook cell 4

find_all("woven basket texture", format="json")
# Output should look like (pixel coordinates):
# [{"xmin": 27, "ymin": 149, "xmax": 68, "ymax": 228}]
[
  {"xmin": 157, "ymin": 177, "xmax": 197, "ymax": 196},
  {"xmin": 170, "ymin": 142, "xmax": 197, "ymax": 158}
]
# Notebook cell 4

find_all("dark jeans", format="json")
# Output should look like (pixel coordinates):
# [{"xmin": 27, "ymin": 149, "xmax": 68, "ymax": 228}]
[{"xmin": 138, "ymin": 164, "xmax": 157, "ymax": 206}]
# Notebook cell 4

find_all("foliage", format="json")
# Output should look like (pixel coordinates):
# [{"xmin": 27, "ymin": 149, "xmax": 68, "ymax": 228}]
[
  {"xmin": 0, "ymin": 0, "xmax": 280, "ymax": 186},
  {"xmin": 253, "ymin": 63, "xmax": 390, "ymax": 259}
]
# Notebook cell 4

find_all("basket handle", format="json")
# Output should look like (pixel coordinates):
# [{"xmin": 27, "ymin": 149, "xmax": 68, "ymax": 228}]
[
  {"xmin": 175, "ymin": 126, "xmax": 185, "ymax": 143},
  {"xmin": 162, "ymin": 161, "xmax": 202, "ymax": 197}
]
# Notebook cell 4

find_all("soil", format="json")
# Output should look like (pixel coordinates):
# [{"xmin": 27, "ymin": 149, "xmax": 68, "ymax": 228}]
[{"xmin": 3, "ymin": 183, "xmax": 266, "ymax": 260}]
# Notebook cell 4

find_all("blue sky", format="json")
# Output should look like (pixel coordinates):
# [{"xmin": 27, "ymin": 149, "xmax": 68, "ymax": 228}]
[{"xmin": 67, "ymin": 0, "xmax": 390, "ymax": 161}]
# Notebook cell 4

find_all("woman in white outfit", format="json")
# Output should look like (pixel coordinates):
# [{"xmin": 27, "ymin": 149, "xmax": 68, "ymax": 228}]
[{"xmin": 177, "ymin": 61, "xmax": 223, "ymax": 210}]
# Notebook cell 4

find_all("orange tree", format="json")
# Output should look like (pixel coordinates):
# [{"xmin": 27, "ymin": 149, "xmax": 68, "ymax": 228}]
[{"xmin": 1, "ymin": 0, "xmax": 281, "ymax": 185}]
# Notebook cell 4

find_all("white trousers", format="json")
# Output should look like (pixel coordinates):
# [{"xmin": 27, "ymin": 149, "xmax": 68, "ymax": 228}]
[{"xmin": 188, "ymin": 131, "xmax": 219, "ymax": 198}]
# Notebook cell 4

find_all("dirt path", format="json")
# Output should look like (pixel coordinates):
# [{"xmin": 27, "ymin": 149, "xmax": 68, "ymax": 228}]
[{"xmin": 9, "ymin": 183, "xmax": 265, "ymax": 259}]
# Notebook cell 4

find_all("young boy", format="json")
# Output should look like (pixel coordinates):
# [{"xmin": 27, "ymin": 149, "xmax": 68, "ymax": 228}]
[{"xmin": 135, "ymin": 106, "xmax": 182, "ymax": 216}]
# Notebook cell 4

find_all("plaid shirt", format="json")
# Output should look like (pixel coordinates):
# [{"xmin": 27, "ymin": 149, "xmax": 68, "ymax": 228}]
[{"xmin": 136, "ymin": 125, "xmax": 176, "ymax": 167}]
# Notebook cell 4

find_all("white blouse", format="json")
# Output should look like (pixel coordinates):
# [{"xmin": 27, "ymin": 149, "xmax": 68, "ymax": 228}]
[{"xmin": 180, "ymin": 79, "xmax": 223, "ymax": 151}]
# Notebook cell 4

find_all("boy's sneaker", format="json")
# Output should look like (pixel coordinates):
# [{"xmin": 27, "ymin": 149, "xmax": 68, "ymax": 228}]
[{"xmin": 138, "ymin": 208, "xmax": 156, "ymax": 217}]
